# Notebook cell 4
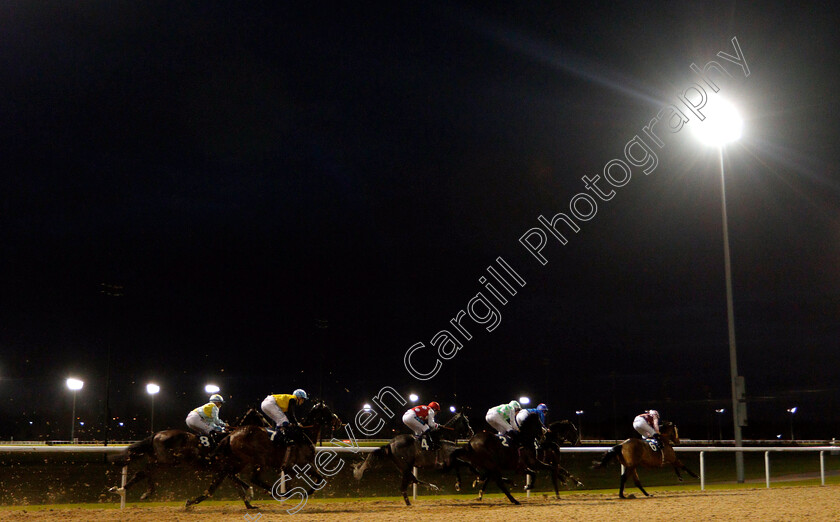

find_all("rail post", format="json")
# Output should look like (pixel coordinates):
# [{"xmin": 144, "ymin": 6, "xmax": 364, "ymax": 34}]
[
  {"xmin": 764, "ymin": 451, "xmax": 770, "ymax": 488},
  {"xmin": 700, "ymin": 451, "xmax": 705, "ymax": 491},
  {"xmin": 119, "ymin": 465, "xmax": 127, "ymax": 509},
  {"xmin": 820, "ymin": 451, "xmax": 825, "ymax": 486},
  {"xmin": 413, "ymin": 467, "xmax": 418, "ymax": 500}
]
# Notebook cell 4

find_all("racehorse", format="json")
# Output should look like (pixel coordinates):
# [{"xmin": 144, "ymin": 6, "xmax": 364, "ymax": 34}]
[
  {"xmin": 527, "ymin": 420, "xmax": 584, "ymax": 492},
  {"xmin": 185, "ymin": 401, "xmax": 342, "ymax": 507},
  {"xmin": 352, "ymin": 410, "xmax": 474, "ymax": 506},
  {"xmin": 452, "ymin": 413, "xmax": 576, "ymax": 504},
  {"xmin": 108, "ymin": 408, "xmax": 264, "ymax": 506},
  {"xmin": 592, "ymin": 421, "xmax": 698, "ymax": 498}
]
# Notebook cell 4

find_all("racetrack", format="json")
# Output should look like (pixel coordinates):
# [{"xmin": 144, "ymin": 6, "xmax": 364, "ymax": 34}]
[{"xmin": 2, "ymin": 485, "xmax": 838, "ymax": 521}]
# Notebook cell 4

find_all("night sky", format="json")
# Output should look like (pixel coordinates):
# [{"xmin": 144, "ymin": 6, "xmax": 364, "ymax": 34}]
[{"xmin": 1, "ymin": 2, "xmax": 838, "ymax": 441}]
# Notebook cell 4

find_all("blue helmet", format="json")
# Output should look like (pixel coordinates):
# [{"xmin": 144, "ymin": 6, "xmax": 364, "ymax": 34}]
[
  {"xmin": 293, "ymin": 389, "xmax": 308, "ymax": 401},
  {"xmin": 536, "ymin": 403, "xmax": 548, "ymax": 413}
]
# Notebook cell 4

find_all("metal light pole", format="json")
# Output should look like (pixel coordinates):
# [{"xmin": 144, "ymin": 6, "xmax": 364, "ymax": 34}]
[
  {"xmin": 146, "ymin": 383, "xmax": 160, "ymax": 434},
  {"xmin": 787, "ymin": 407, "xmax": 797, "ymax": 440},
  {"xmin": 66, "ymin": 378, "xmax": 84, "ymax": 441},
  {"xmin": 693, "ymin": 97, "xmax": 745, "ymax": 483},
  {"xmin": 575, "ymin": 410, "xmax": 584, "ymax": 441}
]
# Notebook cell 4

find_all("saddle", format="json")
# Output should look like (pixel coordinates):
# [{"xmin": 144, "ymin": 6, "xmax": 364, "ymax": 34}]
[{"xmin": 644, "ymin": 437, "xmax": 661, "ymax": 452}]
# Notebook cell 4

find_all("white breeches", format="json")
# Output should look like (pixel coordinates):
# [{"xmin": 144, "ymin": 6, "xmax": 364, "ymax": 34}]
[
  {"xmin": 486, "ymin": 410, "xmax": 513, "ymax": 434},
  {"xmin": 633, "ymin": 416, "xmax": 656, "ymax": 438},
  {"xmin": 261, "ymin": 395, "xmax": 290, "ymax": 427},
  {"xmin": 402, "ymin": 411, "xmax": 429, "ymax": 436},
  {"xmin": 185, "ymin": 411, "xmax": 213, "ymax": 435}
]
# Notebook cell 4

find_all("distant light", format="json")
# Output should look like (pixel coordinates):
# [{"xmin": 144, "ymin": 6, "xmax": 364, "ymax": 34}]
[
  {"xmin": 146, "ymin": 383, "xmax": 160, "ymax": 395},
  {"xmin": 519, "ymin": 397, "xmax": 530, "ymax": 405},
  {"xmin": 66, "ymin": 378, "xmax": 84, "ymax": 391},
  {"xmin": 409, "ymin": 394, "xmax": 419, "ymax": 403},
  {"xmin": 362, "ymin": 404, "xmax": 372, "ymax": 412},
  {"xmin": 691, "ymin": 96, "xmax": 742, "ymax": 146},
  {"xmin": 787, "ymin": 407, "xmax": 798, "ymax": 414},
  {"xmin": 29, "ymin": 421, "xmax": 33, "ymax": 425},
  {"xmin": 205, "ymin": 384, "xmax": 220, "ymax": 394},
  {"xmin": 715, "ymin": 408, "xmax": 726, "ymax": 414},
  {"xmin": 449, "ymin": 406, "xmax": 457, "ymax": 413},
  {"xmin": 79, "ymin": 422, "xmax": 84, "ymax": 426},
  {"xmin": 118, "ymin": 422, "xmax": 124, "ymax": 427},
  {"xmin": 776, "ymin": 434, "xmax": 783, "ymax": 439},
  {"xmin": 575, "ymin": 410, "xmax": 584, "ymax": 415}
]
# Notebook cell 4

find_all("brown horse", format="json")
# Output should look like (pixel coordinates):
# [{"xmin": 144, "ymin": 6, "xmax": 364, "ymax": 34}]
[
  {"xmin": 185, "ymin": 401, "xmax": 342, "ymax": 507},
  {"xmin": 108, "ymin": 408, "xmax": 264, "ymax": 505},
  {"xmin": 593, "ymin": 421, "xmax": 698, "ymax": 498},
  {"xmin": 352, "ymin": 410, "xmax": 474, "ymax": 506},
  {"xmin": 452, "ymin": 413, "xmax": 575, "ymax": 504}
]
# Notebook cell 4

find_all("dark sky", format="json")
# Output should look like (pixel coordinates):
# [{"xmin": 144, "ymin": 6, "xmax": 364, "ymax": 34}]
[{"xmin": 1, "ymin": 2, "xmax": 838, "ymax": 440}]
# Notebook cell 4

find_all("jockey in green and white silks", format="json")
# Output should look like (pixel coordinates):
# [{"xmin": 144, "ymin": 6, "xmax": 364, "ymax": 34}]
[
  {"xmin": 485, "ymin": 400, "xmax": 522, "ymax": 434},
  {"xmin": 185, "ymin": 394, "xmax": 227, "ymax": 435}
]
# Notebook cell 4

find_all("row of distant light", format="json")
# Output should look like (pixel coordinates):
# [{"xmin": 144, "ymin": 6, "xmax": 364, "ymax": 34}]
[
  {"xmin": 362, "ymin": 394, "xmax": 544, "ymax": 414},
  {"xmin": 65, "ymin": 378, "xmax": 220, "ymax": 396}
]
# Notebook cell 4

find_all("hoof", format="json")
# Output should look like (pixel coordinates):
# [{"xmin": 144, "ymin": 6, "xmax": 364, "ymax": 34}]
[
  {"xmin": 245, "ymin": 503, "xmax": 259, "ymax": 510},
  {"xmin": 108, "ymin": 486, "xmax": 124, "ymax": 494}
]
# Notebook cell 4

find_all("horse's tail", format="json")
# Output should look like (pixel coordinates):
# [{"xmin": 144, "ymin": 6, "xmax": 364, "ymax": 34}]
[
  {"xmin": 592, "ymin": 444, "xmax": 622, "ymax": 469},
  {"xmin": 352, "ymin": 443, "xmax": 391, "ymax": 480},
  {"xmin": 108, "ymin": 436, "xmax": 155, "ymax": 466}
]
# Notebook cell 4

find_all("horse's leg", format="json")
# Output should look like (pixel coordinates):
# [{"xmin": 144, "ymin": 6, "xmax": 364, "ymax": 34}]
[
  {"xmin": 631, "ymin": 469, "xmax": 651, "ymax": 497},
  {"xmin": 229, "ymin": 473, "xmax": 258, "ymax": 509},
  {"xmin": 550, "ymin": 469, "xmax": 560, "ymax": 499},
  {"xmin": 399, "ymin": 468, "xmax": 414, "ymax": 506},
  {"xmin": 677, "ymin": 459, "xmax": 699, "ymax": 479},
  {"xmin": 493, "ymin": 472, "xmax": 520, "ymax": 505},
  {"xmin": 619, "ymin": 469, "xmax": 629, "ymax": 499},
  {"xmin": 673, "ymin": 464, "xmax": 684, "ymax": 482},
  {"xmin": 185, "ymin": 471, "xmax": 227, "ymax": 507}
]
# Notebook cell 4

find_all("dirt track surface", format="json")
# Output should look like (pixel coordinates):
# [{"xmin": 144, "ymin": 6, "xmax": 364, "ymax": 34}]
[{"xmin": 2, "ymin": 485, "xmax": 839, "ymax": 521}]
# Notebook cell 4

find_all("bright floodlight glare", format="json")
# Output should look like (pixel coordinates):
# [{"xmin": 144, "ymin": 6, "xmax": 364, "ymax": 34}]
[
  {"xmin": 787, "ymin": 407, "xmax": 798, "ymax": 414},
  {"xmin": 146, "ymin": 383, "xmax": 160, "ymax": 395},
  {"xmin": 205, "ymin": 384, "xmax": 220, "ymax": 394},
  {"xmin": 519, "ymin": 396, "xmax": 530, "ymax": 405},
  {"xmin": 715, "ymin": 408, "xmax": 726, "ymax": 413},
  {"xmin": 66, "ymin": 378, "xmax": 84, "ymax": 391},
  {"xmin": 409, "ymin": 393, "xmax": 419, "ymax": 402},
  {"xmin": 692, "ymin": 96, "xmax": 742, "ymax": 146},
  {"xmin": 449, "ymin": 406, "xmax": 457, "ymax": 413},
  {"xmin": 576, "ymin": 410, "xmax": 584, "ymax": 415},
  {"xmin": 362, "ymin": 403, "xmax": 372, "ymax": 412}
]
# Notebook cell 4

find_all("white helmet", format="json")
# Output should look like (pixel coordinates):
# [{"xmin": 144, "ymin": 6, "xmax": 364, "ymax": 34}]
[
  {"xmin": 293, "ymin": 389, "xmax": 308, "ymax": 401},
  {"xmin": 648, "ymin": 409, "xmax": 659, "ymax": 418},
  {"xmin": 509, "ymin": 400, "xmax": 522, "ymax": 410},
  {"xmin": 209, "ymin": 394, "xmax": 224, "ymax": 403}
]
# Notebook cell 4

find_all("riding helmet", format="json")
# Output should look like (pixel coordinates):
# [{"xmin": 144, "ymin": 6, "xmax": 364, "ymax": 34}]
[
  {"xmin": 536, "ymin": 403, "xmax": 548, "ymax": 412},
  {"xmin": 209, "ymin": 394, "xmax": 224, "ymax": 403},
  {"xmin": 648, "ymin": 409, "xmax": 659, "ymax": 417},
  {"xmin": 509, "ymin": 400, "xmax": 522, "ymax": 410},
  {"xmin": 428, "ymin": 401, "xmax": 441, "ymax": 411},
  {"xmin": 293, "ymin": 389, "xmax": 308, "ymax": 401}
]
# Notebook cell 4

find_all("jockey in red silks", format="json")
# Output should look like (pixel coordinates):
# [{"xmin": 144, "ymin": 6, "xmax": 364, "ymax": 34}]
[
  {"xmin": 633, "ymin": 409, "xmax": 662, "ymax": 449},
  {"xmin": 402, "ymin": 402, "xmax": 441, "ymax": 449}
]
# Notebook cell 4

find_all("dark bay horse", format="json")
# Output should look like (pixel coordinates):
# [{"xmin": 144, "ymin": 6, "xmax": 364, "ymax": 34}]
[
  {"xmin": 452, "ymin": 413, "xmax": 575, "ymax": 504},
  {"xmin": 108, "ymin": 408, "xmax": 264, "ymax": 505},
  {"xmin": 593, "ymin": 421, "xmax": 698, "ymax": 498},
  {"xmin": 352, "ymin": 411, "xmax": 474, "ymax": 506},
  {"xmin": 185, "ymin": 401, "xmax": 342, "ymax": 507},
  {"xmin": 528, "ymin": 420, "xmax": 584, "ymax": 492}
]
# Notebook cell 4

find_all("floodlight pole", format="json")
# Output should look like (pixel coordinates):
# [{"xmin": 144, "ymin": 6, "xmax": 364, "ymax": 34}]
[
  {"xmin": 70, "ymin": 390, "xmax": 78, "ymax": 441},
  {"xmin": 719, "ymin": 147, "xmax": 745, "ymax": 483}
]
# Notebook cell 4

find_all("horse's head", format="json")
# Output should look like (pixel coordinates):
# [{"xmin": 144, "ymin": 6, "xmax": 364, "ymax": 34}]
[
  {"xmin": 660, "ymin": 422, "xmax": 679, "ymax": 445},
  {"xmin": 547, "ymin": 420, "xmax": 580, "ymax": 446},
  {"xmin": 303, "ymin": 402, "xmax": 341, "ymax": 435},
  {"xmin": 231, "ymin": 408, "xmax": 268, "ymax": 428},
  {"xmin": 444, "ymin": 411, "xmax": 475, "ymax": 439}
]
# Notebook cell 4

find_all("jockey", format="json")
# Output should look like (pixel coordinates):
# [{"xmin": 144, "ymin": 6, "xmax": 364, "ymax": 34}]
[
  {"xmin": 516, "ymin": 403, "xmax": 549, "ymax": 430},
  {"xmin": 402, "ymin": 402, "xmax": 441, "ymax": 449},
  {"xmin": 262, "ymin": 389, "xmax": 308, "ymax": 430},
  {"xmin": 633, "ymin": 409, "xmax": 662, "ymax": 449},
  {"xmin": 486, "ymin": 400, "xmax": 522, "ymax": 437},
  {"xmin": 185, "ymin": 394, "xmax": 228, "ymax": 443}
]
